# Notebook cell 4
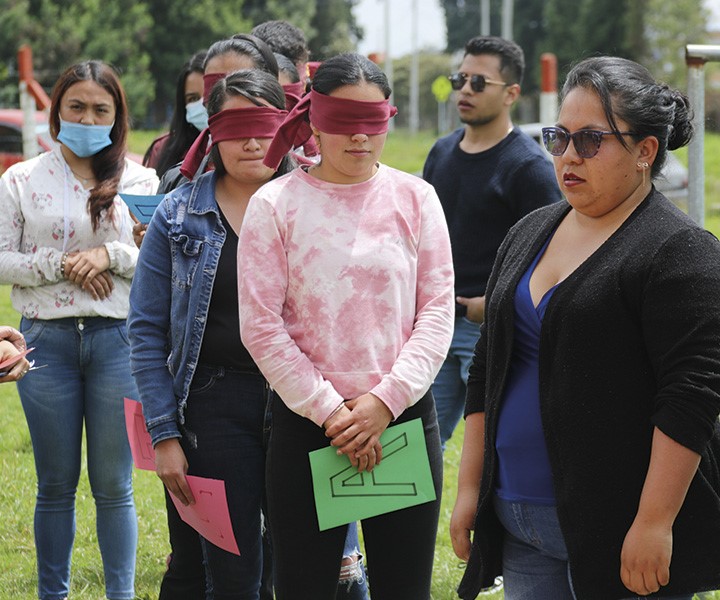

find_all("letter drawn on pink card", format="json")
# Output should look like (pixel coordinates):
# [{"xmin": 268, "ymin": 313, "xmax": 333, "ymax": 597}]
[
  {"xmin": 169, "ymin": 475, "xmax": 240, "ymax": 555},
  {"xmin": 123, "ymin": 397, "xmax": 156, "ymax": 471}
]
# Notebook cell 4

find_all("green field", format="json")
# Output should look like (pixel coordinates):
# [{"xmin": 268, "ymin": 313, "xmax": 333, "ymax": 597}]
[{"xmin": 1, "ymin": 130, "xmax": 719, "ymax": 598}]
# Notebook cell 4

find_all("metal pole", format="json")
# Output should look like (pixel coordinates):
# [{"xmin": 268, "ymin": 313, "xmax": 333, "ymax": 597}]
[
  {"xmin": 501, "ymin": 0, "xmax": 513, "ymax": 40},
  {"xmin": 480, "ymin": 0, "xmax": 490, "ymax": 36},
  {"xmin": 384, "ymin": 0, "xmax": 394, "ymax": 131},
  {"xmin": 684, "ymin": 45, "xmax": 720, "ymax": 226},
  {"xmin": 19, "ymin": 80, "xmax": 38, "ymax": 159},
  {"xmin": 409, "ymin": 0, "xmax": 419, "ymax": 134},
  {"xmin": 686, "ymin": 58, "xmax": 705, "ymax": 226}
]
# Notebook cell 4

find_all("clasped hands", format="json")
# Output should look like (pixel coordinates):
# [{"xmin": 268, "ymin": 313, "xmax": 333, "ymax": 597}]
[
  {"xmin": 63, "ymin": 246, "xmax": 114, "ymax": 300},
  {"xmin": 323, "ymin": 393, "xmax": 393, "ymax": 473}
]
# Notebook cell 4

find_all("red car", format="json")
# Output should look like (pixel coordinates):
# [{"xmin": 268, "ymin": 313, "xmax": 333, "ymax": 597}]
[{"xmin": 0, "ymin": 108, "xmax": 54, "ymax": 174}]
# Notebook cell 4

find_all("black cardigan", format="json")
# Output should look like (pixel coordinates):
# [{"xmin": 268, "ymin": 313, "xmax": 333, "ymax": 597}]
[{"xmin": 459, "ymin": 190, "xmax": 720, "ymax": 600}]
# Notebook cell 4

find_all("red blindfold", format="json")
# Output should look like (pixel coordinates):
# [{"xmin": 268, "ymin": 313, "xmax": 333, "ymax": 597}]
[
  {"xmin": 263, "ymin": 89, "xmax": 397, "ymax": 169},
  {"xmin": 203, "ymin": 72, "xmax": 227, "ymax": 104},
  {"xmin": 180, "ymin": 106, "xmax": 288, "ymax": 180}
]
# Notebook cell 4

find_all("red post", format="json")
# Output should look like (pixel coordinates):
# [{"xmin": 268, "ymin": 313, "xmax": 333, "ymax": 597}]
[
  {"xmin": 17, "ymin": 44, "xmax": 51, "ymax": 110},
  {"xmin": 540, "ymin": 53, "xmax": 558, "ymax": 93}
]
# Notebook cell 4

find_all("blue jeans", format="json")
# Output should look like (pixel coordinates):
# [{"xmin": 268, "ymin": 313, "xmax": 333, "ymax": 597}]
[
  {"xmin": 493, "ymin": 495, "xmax": 694, "ymax": 600},
  {"xmin": 338, "ymin": 522, "xmax": 369, "ymax": 600},
  {"xmin": 17, "ymin": 317, "xmax": 137, "ymax": 600},
  {"xmin": 181, "ymin": 365, "xmax": 268, "ymax": 599},
  {"xmin": 432, "ymin": 317, "xmax": 480, "ymax": 448}
]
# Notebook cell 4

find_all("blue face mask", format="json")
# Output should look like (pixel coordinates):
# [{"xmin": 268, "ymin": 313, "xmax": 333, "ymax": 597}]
[
  {"xmin": 185, "ymin": 99, "xmax": 209, "ymax": 131},
  {"xmin": 57, "ymin": 119, "xmax": 114, "ymax": 157}
]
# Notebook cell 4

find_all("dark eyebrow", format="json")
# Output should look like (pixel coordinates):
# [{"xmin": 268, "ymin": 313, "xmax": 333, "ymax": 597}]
[
  {"xmin": 555, "ymin": 123, "xmax": 610, "ymax": 132},
  {"xmin": 65, "ymin": 97, "xmax": 113, "ymax": 109}
]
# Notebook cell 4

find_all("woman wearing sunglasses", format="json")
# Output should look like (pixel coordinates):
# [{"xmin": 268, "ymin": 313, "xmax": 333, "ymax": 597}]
[{"xmin": 451, "ymin": 55, "xmax": 720, "ymax": 600}]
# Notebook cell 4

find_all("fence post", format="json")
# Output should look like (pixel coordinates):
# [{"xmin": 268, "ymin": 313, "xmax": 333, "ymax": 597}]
[{"xmin": 685, "ymin": 44, "xmax": 720, "ymax": 226}]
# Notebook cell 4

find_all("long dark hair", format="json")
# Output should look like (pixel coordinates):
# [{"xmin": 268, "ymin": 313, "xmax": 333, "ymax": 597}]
[
  {"xmin": 151, "ymin": 50, "xmax": 207, "ymax": 178},
  {"xmin": 207, "ymin": 69, "xmax": 295, "ymax": 178},
  {"xmin": 50, "ymin": 60, "xmax": 128, "ymax": 231}
]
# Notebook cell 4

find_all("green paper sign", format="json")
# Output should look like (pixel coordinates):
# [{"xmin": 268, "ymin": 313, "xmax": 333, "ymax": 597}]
[{"xmin": 309, "ymin": 418, "xmax": 436, "ymax": 531}]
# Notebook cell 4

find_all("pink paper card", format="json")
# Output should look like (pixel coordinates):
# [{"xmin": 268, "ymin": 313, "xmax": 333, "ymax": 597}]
[
  {"xmin": 0, "ymin": 346, "xmax": 34, "ymax": 372},
  {"xmin": 169, "ymin": 475, "xmax": 240, "ymax": 556},
  {"xmin": 123, "ymin": 398, "xmax": 156, "ymax": 471}
]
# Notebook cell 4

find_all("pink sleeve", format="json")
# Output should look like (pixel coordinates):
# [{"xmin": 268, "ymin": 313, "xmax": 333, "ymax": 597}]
[
  {"xmin": 370, "ymin": 187, "xmax": 455, "ymax": 418},
  {"xmin": 238, "ymin": 195, "xmax": 344, "ymax": 427}
]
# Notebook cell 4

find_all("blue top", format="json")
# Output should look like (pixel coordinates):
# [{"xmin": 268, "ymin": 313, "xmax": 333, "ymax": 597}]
[{"xmin": 495, "ymin": 234, "xmax": 557, "ymax": 505}]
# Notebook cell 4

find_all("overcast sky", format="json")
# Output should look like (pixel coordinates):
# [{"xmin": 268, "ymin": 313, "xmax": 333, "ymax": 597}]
[
  {"xmin": 354, "ymin": 0, "xmax": 446, "ymax": 58},
  {"xmin": 354, "ymin": 0, "xmax": 720, "ymax": 58},
  {"xmin": 708, "ymin": 0, "xmax": 720, "ymax": 28}
]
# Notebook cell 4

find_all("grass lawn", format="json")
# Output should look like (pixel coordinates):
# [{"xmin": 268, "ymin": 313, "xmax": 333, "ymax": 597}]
[
  {"xmin": 1, "ymin": 129, "xmax": 719, "ymax": 598},
  {"xmin": 0, "ymin": 279, "xmax": 471, "ymax": 598}
]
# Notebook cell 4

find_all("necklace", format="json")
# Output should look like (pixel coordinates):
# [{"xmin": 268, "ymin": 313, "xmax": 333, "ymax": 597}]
[{"xmin": 69, "ymin": 167, "xmax": 96, "ymax": 184}]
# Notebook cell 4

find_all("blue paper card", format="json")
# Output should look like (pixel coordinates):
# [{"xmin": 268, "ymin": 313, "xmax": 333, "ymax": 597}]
[{"xmin": 120, "ymin": 193, "xmax": 164, "ymax": 224}]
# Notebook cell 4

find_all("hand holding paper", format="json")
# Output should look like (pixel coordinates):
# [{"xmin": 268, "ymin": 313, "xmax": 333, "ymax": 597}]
[
  {"xmin": 168, "ymin": 475, "xmax": 240, "ymax": 556},
  {"xmin": 123, "ymin": 398, "xmax": 239, "ymax": 554},
  {"xmin": 0, "ymin": 346, "xmax": 34, "ymax": 380},
  {"xmin": 310, "ymin": 418, "xmax": 436, "ymax": 530},
  {"xmin": 155, "ymin": 438, "xmax": 195, "ymax": 506}
]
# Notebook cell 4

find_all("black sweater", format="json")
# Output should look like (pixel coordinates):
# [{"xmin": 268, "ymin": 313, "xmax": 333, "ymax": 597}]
[
  {"xmin": 423, "ymin": 127, "xmax": 561, "ymax": 315},
  {"xmin": 459, "ymin": 190, "xmax": 720, "ymax": 600}
]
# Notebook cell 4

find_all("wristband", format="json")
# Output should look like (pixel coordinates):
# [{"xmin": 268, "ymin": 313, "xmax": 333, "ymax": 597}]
[
  {"xmin": 59, "ymin": 252, "xmax": 68, "ymax": 278},
  {"xmin": 324, "ymin": 402, "xmax": 345, "ymax": 427}
]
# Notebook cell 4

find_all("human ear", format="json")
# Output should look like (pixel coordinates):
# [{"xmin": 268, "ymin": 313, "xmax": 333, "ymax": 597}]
[{"xmin": 637, "ymin": 135, "xmax": 659, "ymax": 167}]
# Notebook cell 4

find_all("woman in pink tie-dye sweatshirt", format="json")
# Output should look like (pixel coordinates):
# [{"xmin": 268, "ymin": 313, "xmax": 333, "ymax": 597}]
[{"xmin": 238, "ymin": 53, "xmax": 454, "ymax": 600}]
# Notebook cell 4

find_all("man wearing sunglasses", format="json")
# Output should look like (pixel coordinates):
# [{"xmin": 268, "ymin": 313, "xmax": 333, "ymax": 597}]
[{"xmin": 423, "ymin": 36, "xmax": 562, "ymax": 451}]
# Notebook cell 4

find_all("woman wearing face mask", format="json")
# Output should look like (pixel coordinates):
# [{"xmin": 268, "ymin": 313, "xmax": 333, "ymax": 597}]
[
  {"xmin": 155, "ymin": 34, "xmax": 279, "ymax": 195},
  {"xmin": 128, "ymin": 69, "xmax": 294, "ymax": 599},
  {"xmin": 238, "ymin": 53, "xmax": 454, "ymax": 600},
  {"xmin": 0, "ymin": 60, "xmax": 158, "ymax": 600},
  {"xmin": 143, "ymin": 50, "xmax": 208, "ymax": 178}
]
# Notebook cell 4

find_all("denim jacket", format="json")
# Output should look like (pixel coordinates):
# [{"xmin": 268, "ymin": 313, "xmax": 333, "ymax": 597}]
[{"xmin": 128, "ymin": 171, "xmax": 226, "ymax": 446}]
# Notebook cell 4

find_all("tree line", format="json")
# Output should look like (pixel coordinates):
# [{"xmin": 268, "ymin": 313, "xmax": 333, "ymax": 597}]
[
  {"xmin": 441, "ymin": 0, "xmax": 710, "ymax": 96},
  {"xmin": 0, "ymin": 0, "xmax": 361, "ymax": 125},
  {"xmin": 0, "ymin": 0, "xmax": 714, "ymax": 131}
]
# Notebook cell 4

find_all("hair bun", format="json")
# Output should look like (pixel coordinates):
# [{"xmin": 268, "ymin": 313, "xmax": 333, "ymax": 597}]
[{"xmin": 659, "ymin": 84, "xmax": 693, "ymax": 150}]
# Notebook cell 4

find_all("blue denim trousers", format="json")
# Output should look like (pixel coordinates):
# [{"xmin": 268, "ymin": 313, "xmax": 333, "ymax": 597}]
[
  {"xmin": 17, "ymin": 316, "xmax": 138, "ymax": 600},
  {"xmin": 181, "ymin": 365, "xmax": 268, "ymax": 600},
  {"xmin": 432, "ymin": 317, "xmax": 481, "ymax": 448},
  {"xmin": 493, "ymin": 495, "xmax": 694, "ymax": 600},
  {"xmin": 337, "ymin": 521, "xmax": 369, "ymax": 600}
]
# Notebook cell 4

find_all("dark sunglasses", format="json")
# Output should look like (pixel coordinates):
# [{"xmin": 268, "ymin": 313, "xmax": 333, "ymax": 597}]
[
  {"xmin": 541, "ymin": 126, "xmax": 638, "ymax": 159},
  {"xmin": 448, "ymin": 72, "xmax": 508, "ymax": 93}
]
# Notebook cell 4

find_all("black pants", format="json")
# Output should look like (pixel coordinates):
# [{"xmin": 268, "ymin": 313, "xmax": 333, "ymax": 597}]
[
  {"xmin": 158, "ymin": 486, "xmax": 206, "ymax": 599},
  {"xmin": 266, "ymin": 391, "xmax": 443, "ymax": 600},
  {"xmin": 159, "ymin": 367, "xmax": 275, "ymax": 600}
]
